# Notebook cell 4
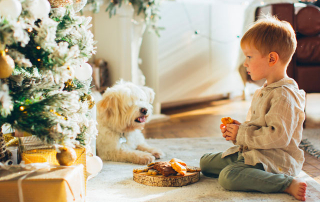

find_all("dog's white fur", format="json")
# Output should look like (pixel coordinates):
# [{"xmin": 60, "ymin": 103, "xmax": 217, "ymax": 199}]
[{"xmin": 96, "ymin": 80, "xmax": 165, "ymax": 164}]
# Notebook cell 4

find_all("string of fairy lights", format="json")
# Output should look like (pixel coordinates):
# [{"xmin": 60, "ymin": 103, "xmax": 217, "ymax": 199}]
[
  {"xmin": 127, "ymin": 0, "xmax": 285, "ymax": 44},
  {"xmin": 180, "ymin": 0, "xmax": 268, "ymax": 44},
  {"xmin": 131, "ymin": 0, "xmax": 278, "ymax": 44}
]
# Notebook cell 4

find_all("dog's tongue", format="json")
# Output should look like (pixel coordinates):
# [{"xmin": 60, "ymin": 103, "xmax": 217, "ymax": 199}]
[{"xmin": 139, "ymin": 116, "xmax": 146, "ymax": 123}]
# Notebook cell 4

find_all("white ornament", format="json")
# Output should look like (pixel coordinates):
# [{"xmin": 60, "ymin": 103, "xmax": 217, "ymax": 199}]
[
  {"xmin": 30, "ymin": 0, "xmax": 51, "ymax": 19},
  {"xmin": 86, "ymin": 155, "xmax": 103, "ymax": 175},
  {"xmin": 74, "ymin": 63, "xmax": 92, "ymax": 81},
  {"xmin": 0, "ymin": 0, "xmax": 22, "ymax": 19},
  {"xmin": 73, "ymin": 0, "xmax": 87, "ymax": 13}
]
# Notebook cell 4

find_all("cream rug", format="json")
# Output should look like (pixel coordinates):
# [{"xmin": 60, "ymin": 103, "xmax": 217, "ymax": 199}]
[
  {"xmin": 302, "ymin": 93, "xmax": 320, "ymax": 158},
  {"xmin": 86, "ymin": 135, "xmax": 320, "ymax": 202}
]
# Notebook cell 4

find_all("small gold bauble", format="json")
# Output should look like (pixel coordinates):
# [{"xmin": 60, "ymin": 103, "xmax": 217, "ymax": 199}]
[
  {"xmin": 87, "ymin": 94, "xmax": 95, "ymax": 109},
  {"xmin": 56, "ymin": 147, "xmax": 77, "ymax": 166},
  {"xmin": 88, "ymin": 100, "xmax": 95, "ymax": 109},
  {"xmin": 0, "ymin": 50, "xmax": 15, "ymax": 79}
]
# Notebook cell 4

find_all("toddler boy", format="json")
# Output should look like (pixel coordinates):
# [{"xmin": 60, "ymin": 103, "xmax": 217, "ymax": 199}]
[{"xmin": 200, "ymin": 15, "xmax": 307, "ymax": 201}]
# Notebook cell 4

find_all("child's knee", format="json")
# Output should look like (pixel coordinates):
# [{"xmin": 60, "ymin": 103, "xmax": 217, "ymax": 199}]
[
  {"xmin": 218, "ymin": 166, "xmax": 238, "ymax": 191},
  {"xmin": 200, "ymin": 153, "xmax": 212, "ymax": 173},
  {"xmin": 200, "ymin": 152, "xmax": 222, "ymax": 175}
]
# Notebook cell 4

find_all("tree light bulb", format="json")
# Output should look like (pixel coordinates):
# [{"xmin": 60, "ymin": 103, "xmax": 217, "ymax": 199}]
[
  {"xmin": 36, "ymin": 46, "xmax": 41, "ymax": 50},
  {"xmin": 19, "ymin": 106, "xmax": 25, "ymax": 111}
]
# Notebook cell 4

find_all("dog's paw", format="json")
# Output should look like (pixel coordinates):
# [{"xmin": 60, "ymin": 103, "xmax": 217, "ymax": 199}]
[
  {"xmin": 152, "ymin": 150, "xmax": 165, "ymax": 159},
  {"xmin": 135, "ymin": 154, "xmax": 155, "ymax": 165}
]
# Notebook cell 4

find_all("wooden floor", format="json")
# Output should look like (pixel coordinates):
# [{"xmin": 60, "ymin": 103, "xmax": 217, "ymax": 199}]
[{"xmin": 143, "ymin": 95, "xmax": 320, "ymax": 184}]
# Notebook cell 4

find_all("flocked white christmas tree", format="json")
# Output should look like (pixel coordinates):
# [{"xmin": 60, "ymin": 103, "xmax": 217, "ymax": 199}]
[{"xmin": 0, "ymin": 0, "xmax": 98, "ymax": 150}]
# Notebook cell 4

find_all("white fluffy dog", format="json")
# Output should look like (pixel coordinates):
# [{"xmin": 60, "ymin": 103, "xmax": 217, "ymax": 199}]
[{"xmin": 96, "ymin": 80, "xmax": 165, "ymax": 164}]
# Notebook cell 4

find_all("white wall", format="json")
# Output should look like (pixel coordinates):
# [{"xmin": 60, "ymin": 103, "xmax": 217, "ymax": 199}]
[
  {"xmin": 91, "ymin": 4, "xmax": 134, "ymax": 86},
  {"xmin": 89, "ymin": 0, "xmax": 300, "ymax": 109},
  {"xmin": 140, "ymin": 0, "xmax": 247, "ymax": 107}
]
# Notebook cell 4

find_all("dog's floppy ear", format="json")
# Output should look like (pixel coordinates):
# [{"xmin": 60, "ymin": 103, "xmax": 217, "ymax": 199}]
[
  {"xmin": 141, "ymin": 86, "xmax": 155, "ymax": 104},
  {"xmin": 97, "ymin": 93, "xmax": 117, "ymax": 113}
]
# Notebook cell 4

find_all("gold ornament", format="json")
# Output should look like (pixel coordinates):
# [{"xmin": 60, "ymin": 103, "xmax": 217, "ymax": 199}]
[
  {"xmin": 0, "ymin": 50, "xmax": 15, "ymax": 79},
  {"xmin": 3, "ymin": 133, "xmax": 19, "ymax": 146},
  {"xmin": 65, "ymin": 79, "xmax": 74, "ymax": 88},
  {"xmin": 81, "ymin": 94, "xmax": 95, "ymax": 109},
  {"xmin": 88, "ymin": 99, "xmax": 95, "ymax": 110},
  {"xmin": 48, "ymin": 0, "xmax": 73, "ymax": 8},
  {"xmin": 56, "ymin": 147, "xmax": 77, "ymax": 166}
]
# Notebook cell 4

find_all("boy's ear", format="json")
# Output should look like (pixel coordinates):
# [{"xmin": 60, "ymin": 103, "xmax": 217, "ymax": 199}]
[{"xmin": 268, "ymin": 52, "xmax": 279, "ymax": 66}]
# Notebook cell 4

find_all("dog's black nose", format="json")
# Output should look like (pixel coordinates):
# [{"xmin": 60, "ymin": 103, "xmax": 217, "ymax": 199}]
[{"xmin": 140, "ymin": 108, "xmax": 148, "ymax": 115}]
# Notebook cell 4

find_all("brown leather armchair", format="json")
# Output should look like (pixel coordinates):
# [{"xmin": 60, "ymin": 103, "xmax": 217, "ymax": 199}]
[{"xmin": 255, "ymin": 3, "xmax": 320, "ymax": 93}]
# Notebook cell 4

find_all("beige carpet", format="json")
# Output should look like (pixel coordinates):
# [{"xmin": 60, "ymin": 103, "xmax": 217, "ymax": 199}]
[
  {"xmin": 86, "ymin": 135, "xmax": 320, "ymax": 202},
  {"xmin": 301, "ymin": 93, "xmax": 320, "ymax": 158},
  {"xmin": 305, "ymin": 94, "xmax": 320, "ymax": 129}
]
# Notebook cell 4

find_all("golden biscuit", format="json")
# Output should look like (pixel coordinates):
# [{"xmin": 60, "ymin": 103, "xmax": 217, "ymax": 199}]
[
  {"xmin": 147, "ymin": 169, "xmax": 159, "ymax": 175},
  {"xmin": 186, "ymin": 166, "xmax": 201, "ymax": 172},
  {"xmin": 169, "ymin": 158, "xmax": 187, "ymax": 166},
  {"xmin": 171, "ymin": 161, "xmax": 187, "ymax": 176},
  {"xmin": 221, "ymin": 117, "xmax": 233, "ymax": 126},
  {"xmin": 133, "ymin": 167, "xmax": 149, "ymax": 173}
]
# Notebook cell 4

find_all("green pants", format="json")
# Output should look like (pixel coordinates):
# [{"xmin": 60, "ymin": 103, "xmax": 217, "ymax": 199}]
[{"xmin": 200, "ymin": 152, "xmax": 293, "ymax": 193}]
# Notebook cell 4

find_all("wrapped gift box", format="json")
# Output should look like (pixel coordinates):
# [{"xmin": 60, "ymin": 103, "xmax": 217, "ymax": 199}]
[
  {"xmin": 19, "ymin": 136, "xmax": 87, "ymax": 187},
  {"xmin": 20, "ymin": 136, "xmax": 87, "ymax": 187},
  {"xmin": 0, "ymin": 164, "xmax": 85, "ymax": 202},
  {"xmin": 7, "ymin": 146, "xmax": 19, "ymax": 165}
]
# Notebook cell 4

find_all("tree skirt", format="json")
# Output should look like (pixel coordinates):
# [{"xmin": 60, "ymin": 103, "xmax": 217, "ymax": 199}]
[{"xmin": 86, "ymin": 136, "xmax": 320, "ymax": 202}]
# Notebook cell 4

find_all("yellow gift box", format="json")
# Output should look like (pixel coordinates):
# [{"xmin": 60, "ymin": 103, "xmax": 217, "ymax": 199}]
[
  {"xmin": 0, "ymin": 164, "xmax": 85, "ymax": 202},
  {"xmin": 21, "ymin": 147, "xmax": 87, "ymax": 188}
]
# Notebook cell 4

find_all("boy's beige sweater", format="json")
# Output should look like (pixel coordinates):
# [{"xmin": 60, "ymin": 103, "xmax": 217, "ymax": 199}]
[{"xmin": 222, "ymin": 77, "xmax": 306, "ymax": 176}]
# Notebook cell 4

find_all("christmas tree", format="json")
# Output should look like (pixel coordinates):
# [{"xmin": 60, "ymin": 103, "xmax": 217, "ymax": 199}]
[{"xmin": 0, "ymin": 0, "xmax": 97, "ymax": 149}]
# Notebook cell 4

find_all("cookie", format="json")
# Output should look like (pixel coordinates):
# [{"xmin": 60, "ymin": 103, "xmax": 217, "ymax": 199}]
[
  {"xmin": 221, "ymin": 117, "xmax": 234, "ymax": 126},
  {"xmin": 171, "ymin": 161, "xmax": 187, "ymax": 176},
  {"xmin": 133, "ymin": 167, "xmax": 149, "ymax": 173},
  {"xmin": 186, "ymin": 166, "xmax": 201, "ymax": 172}
]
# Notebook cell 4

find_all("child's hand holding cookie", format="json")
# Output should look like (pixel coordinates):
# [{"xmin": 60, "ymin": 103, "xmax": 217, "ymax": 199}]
[{"xmin": 220, "ymin": 117, "xmax": 241, "ymax": 141}]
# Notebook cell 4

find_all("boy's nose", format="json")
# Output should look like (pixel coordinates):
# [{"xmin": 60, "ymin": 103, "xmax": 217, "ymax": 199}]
[{"xmin": 243, "ymin": 61, "xmax": 248, "ymax": 68}]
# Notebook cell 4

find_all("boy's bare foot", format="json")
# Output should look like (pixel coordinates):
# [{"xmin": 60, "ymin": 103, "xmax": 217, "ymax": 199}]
[{"xmin": 284, "ymin": 178, "xmax": 307, "ymax": 201}]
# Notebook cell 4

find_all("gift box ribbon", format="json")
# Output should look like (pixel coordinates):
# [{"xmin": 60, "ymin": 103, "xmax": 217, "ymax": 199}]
[{"xmin": 0, "ymin": 161, "xmax": 83, "ymax": 202}]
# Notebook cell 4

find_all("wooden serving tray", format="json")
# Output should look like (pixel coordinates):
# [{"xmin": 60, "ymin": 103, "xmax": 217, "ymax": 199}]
[{"xmin": 133, "ymin": 171, "xmax": 200, "ymax": 187}]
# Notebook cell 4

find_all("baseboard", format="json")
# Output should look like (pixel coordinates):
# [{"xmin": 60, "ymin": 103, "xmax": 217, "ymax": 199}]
[
  {"xmin": 148, "ymin": 114, "xmax": 170, "ymax": 123},
  {"xmin": 160, "ymin": 93, "xmax": 230, "ymax": 109}
]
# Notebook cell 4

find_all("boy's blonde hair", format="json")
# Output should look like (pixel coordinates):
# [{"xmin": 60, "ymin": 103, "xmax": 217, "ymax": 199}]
[{"xmin": 241, "ymin": 14, "xmax": 297, "ymax": 64}]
